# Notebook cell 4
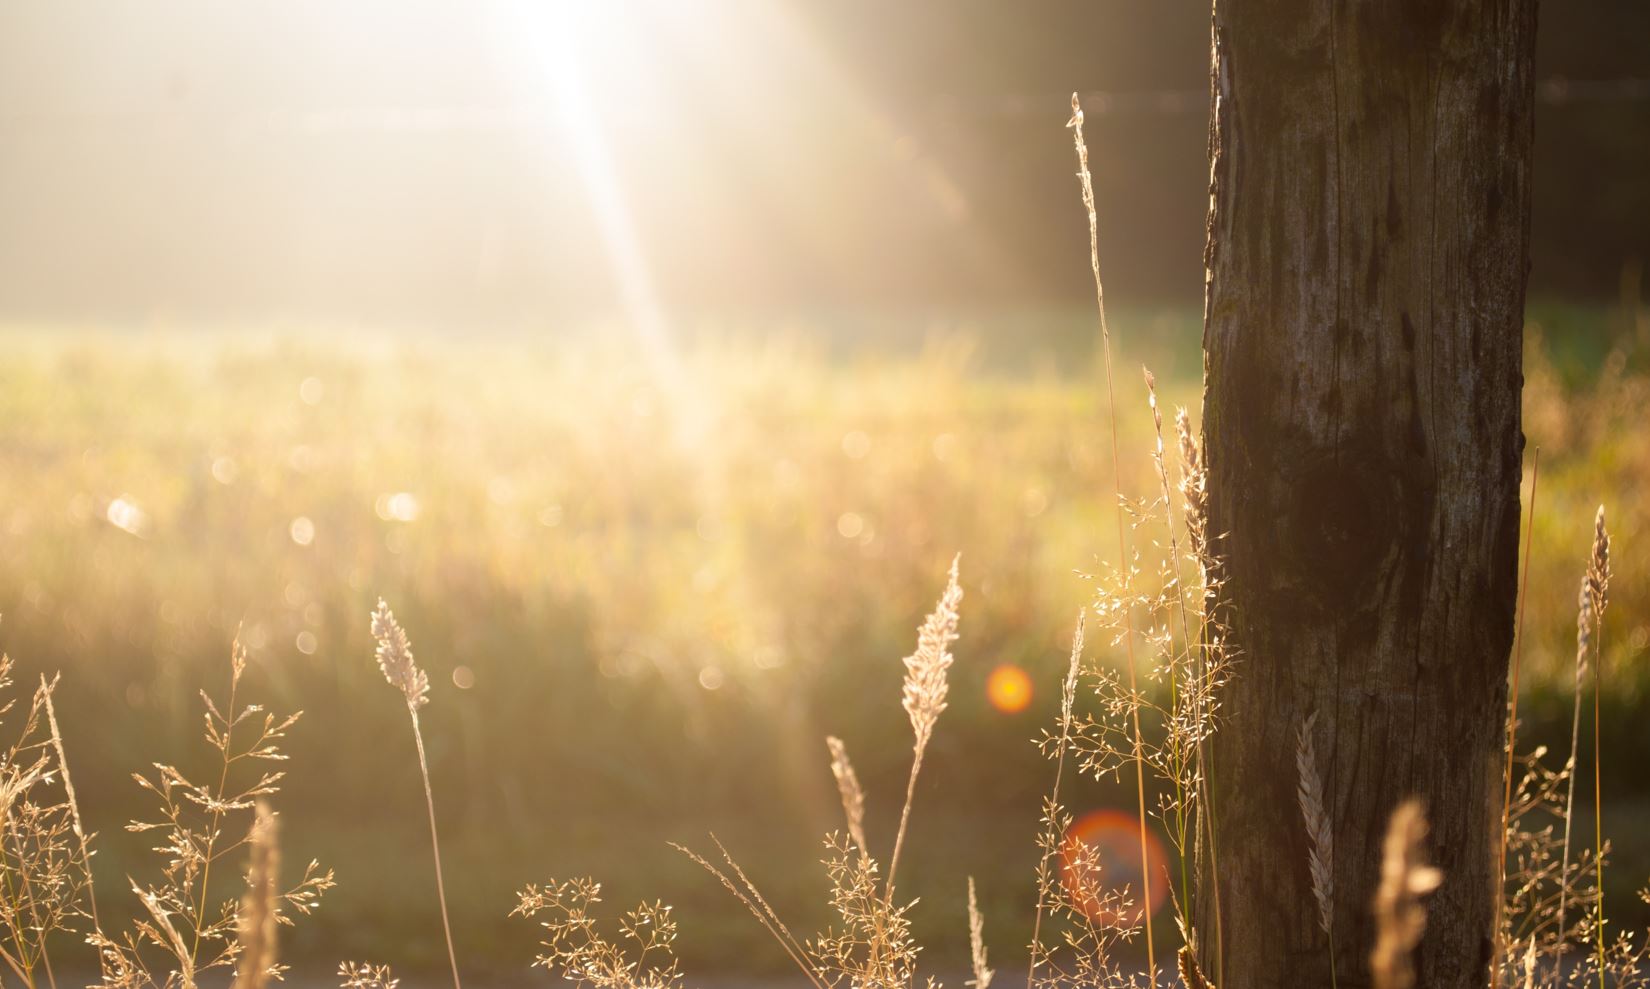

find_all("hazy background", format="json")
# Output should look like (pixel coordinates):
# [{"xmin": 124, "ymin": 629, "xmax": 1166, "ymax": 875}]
[
  {"xmin": 2, "ymin": 1, "xmax": 1646, "ymax": 330},
  {"xmin": 0, "ymin": 1, "xmax": 1647, "ymax": 980}
]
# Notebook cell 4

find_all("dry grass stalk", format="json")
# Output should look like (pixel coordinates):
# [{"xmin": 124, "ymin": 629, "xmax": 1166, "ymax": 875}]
[
  {"xmin": 1556, "ymin": 576, "xmax": 1590, "ymax": 955},
  {"xmin": 1493, "ymin": 448, "xmax": 1539, "ymax": 988},
  {"xmin": 966, "ymin": 877, "xmax": 992, "ymax": 989},
  {"xmin": 1295, "ymin": 712, "xmax": 1335, "ymax": 940},
  {"xmin": 1174, "ymin": 407, "xmax": 1226, "ymax": 982},
  {"xmin": 1026, "ymin": 812, "xmax": 1145, "ymax": 989},
  {"xmin": 1067, "ymin": 89, "xmax": 1155, "ymax": 983},
  {"xmin": 513, "ymin": 879, "xmax": 684, "ymax": 989},
  {"xmin": 339, "ymin": 962, "xmax": 399, "ymax": 989},
  {"xmin": 671, "ymin": 839, "xmax": 824, "ymax": 989},
  {"xmin": 678, "ymin": 564, "xmax": 970, "ymax": 989},
  {"xmin": 0, "ymin": 657, "xmax": 94, "ymax": 989},
  {"xmin": 230, "ymin": 802, "xmax": 278, "ymax": 989},
  {"xmin": 39, "ymin": 673, "xmax": 100, "ymax": 934},
  {"xmin": 1026, "ymin": 614, "xmax": 1083, "ymax": 989},
  {"xmin": 1370, "ymin": 801, "xmax": 1442, "ymax": 989},
  {"xmin": 1144, "ymin": 368, "xmax": 1194, "ymax": 925},
  {"xmin": 811, "ymin": 833, "xmax": 922, "ymax": 989},
  {"xmin": 93, "ymin": 642, "xmax": 331, "ymax": 989},
  {"xmin": 886, "ymin": 556, "xmax": 961, "ymax": 900},
  {"xmin": 1144, "ymin": 369, "xmax": 1228, "ymax": 970},
  {"xmin": 1500, "ymin": 741, "xmax": 1606, "ymax": 971},
  {"xmin": 1029, "ymin": 618, "xmax": 1161, "ymax": 989},
  {"xmin": 1175, "ymin": 410, "xmax": 1209, "ymax": 581},
  {"xmin": 1584, "ymin": 506, "xmax": 1610, "ymax": 989},
  {"xmin": 369, "ymin": 600, "xmax": 460, "ymax": 989},
  {"xmin": 1556, "ymin": 504, "xmax": 1610, "ymax": 969},
  {"xmin": 825, "ymin": 736, "xmax": 867, "ymax": 857}
]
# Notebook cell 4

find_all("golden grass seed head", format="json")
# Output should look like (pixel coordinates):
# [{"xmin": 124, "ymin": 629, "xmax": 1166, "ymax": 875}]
[
  {"xmin": 370, "ymin": 599, "xmax": 429, "ymax": 710},
  {"xmin": 902, "ymin": 556, "xmax": 961, "ymax": 752}
]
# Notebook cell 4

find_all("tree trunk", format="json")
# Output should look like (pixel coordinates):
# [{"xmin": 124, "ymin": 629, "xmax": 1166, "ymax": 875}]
[{"xmin": 1198, "ymin": 3, "xmax": 1536, "ymax": 988}]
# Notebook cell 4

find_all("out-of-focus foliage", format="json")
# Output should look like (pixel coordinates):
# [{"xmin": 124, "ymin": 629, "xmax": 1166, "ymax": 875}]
[{"xmin": 0, "ymin": 305, "xmax": 1643, "ymax": 972}]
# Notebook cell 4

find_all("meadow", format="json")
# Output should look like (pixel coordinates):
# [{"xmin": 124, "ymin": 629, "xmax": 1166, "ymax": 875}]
[{"xmin": 0, "ymin": 300, "xmax": 1645, "ymax": 980}]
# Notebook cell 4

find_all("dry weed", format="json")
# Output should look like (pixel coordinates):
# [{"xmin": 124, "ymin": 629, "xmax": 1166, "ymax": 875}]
[
  {"xmin": 93, "ymin": 642, "xmax": 331, "ymax": 989},
  {"xmin": 369, "ymin": 600, "xmax": 461, "ymax": 989},
  {"xmin": 512, "ymin": 880, "xmax": 683, "ymax": 989}
]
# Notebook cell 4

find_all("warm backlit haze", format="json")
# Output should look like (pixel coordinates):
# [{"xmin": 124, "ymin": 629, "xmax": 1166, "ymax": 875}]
[{"xmin": 0, "ymin": 1, "xmax": 1647, "ymax": 978}]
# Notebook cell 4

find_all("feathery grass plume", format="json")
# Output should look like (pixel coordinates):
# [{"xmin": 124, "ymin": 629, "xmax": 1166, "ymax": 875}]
[
  {"xmin": 1584, "ymin": 506, "xmax": 1610, "ymax": 989},
  {"xmin": 826, "ymin": 737, "xmax": 867, "ymax": 857},
  {"xmin": 372, "ymin": 600, "xmax": 429, "ymax": 711},
  {"xmin": 339, "ymin": 962, "xmax": 399, "ymax": 989},
  {"xmin": 1175, "ymin": 405, "xmax": 1227, "ymax": 982},
  {"xmin": 1494, "ymin": 449, "xmax": 1539, "ymax": 988},
  {"xmin": 966, "ymin": 877, "xmax": 992, "ymax": 989},
  {"xmin": 1027, "ymin": 614, "xmax": 1084, "ymax": 989},
  {"xmin": 1028, "ymin": 613, "xmax": 1163, "ymax": 989},
  {"xmin": 1556, "ymin": 574, "xmax": 1591, "ymax": 957},
  {"xmin": 810, "ymin": 833, "xmax": 921, "ymax": 989},
  {"xmin": 1178, "ymin": 946, "xmax": 1214, "ymax": 989},
  {"xmin": 40, "ymin": 672, "xmax": 100, "ymax": 935},
  {"xmin": 1061, "ymin": 613, "xmax": 1084, "ymax": 732},
  {"xmin": 94, "ymin": 642, "xmax": 331, "ymax": 989},
  {"xmin": 230, "ymin": 802, "xmax": 278, "ymax": 989},
  {"xmin": 1144, "ymin": 368, "xmax": 1227, "ymax": 964},
  {"xmin": 0, "ymin": 660, "xmax": 104, "ymax": 989},
  {"xmin": 1025, "ymin": 816, "xmax": 1145, "ymax": 989},
  {"xmin": 1144, "ymin": 367, "xmax": 1194, "ymax": 927},
  {"xmin": 1370, "ymin": 801, "xmax": 1442, "ymax": 989},
  {"xmin": 1068, "ymin": 89, "xmax": 1155, "ymax": 984},
  {"xmin": 1296, "ymin": 711, "xmax": 1337, "ymax": 989},
  {"xmin": 886, "ymin": 555, "xmax": 961, "ymax": 900},
  {"xmin": 369, "ymin": 600, "xmax": 459, "ymax": 989},
  {"xmin": 513, "ymin": 880, "xmax": 684, "ymax": 989},
  {"xmin": 1175, "ymin": 409, "xmax": 1209, "ymax": 580},
  {"xmin": 684, "ymin": 625, "xmax": 956, "ymax": 989},
  {"xmin": 1585, "ymin": 505, "xmax": 1611, "ymax": 615}
]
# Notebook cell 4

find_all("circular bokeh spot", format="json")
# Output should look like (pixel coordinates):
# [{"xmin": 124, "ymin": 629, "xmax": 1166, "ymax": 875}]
[
  {"xmin": 1060, "ymin": 809, "xmax": 1171, "ymax": 926},
  {"xmin": 986, "ymin": 663, "xmax": 1034, "ymax": 714}
]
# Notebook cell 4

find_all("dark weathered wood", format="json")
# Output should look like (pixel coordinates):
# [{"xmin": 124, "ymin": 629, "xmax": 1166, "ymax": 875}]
[{"xmin": 1197, "ymin": 3, "xmax": 1536, "ymax": 987}]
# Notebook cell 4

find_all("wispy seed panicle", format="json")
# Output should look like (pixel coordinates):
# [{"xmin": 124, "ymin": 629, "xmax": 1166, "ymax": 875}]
[
  {"xmin": 371, "ymin": 600, "xmax": 429, "ymax": 710},
  {"xmin": 338, "ymin": 962, "xmax": 399, "ymax": 989}
]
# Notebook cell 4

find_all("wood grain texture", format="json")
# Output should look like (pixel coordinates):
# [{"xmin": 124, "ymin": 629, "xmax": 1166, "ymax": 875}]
[{"xmin": 1197, "ymin": 3, "xmax": 1536, "ymax": 987}]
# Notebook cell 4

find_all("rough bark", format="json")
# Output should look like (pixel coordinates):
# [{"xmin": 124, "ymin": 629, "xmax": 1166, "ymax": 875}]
[{"xmin": 1197, "ymin": 3, "xmax": 1536, "ymax": 988}]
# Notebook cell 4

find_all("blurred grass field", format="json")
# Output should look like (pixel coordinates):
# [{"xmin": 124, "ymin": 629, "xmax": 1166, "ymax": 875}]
[{"xmin": 0, "ymin": 304, "xmax": 1646, "ymax": 976}]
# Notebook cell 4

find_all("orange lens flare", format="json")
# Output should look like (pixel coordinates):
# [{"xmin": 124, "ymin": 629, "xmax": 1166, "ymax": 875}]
[
  {"xmin": 985, "ymin": 663, "xmax": 1033, "ymax": 713},
  {"xmin": 1060, "ymin": 809, "xmax": 1170, "ymax": 926}
]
